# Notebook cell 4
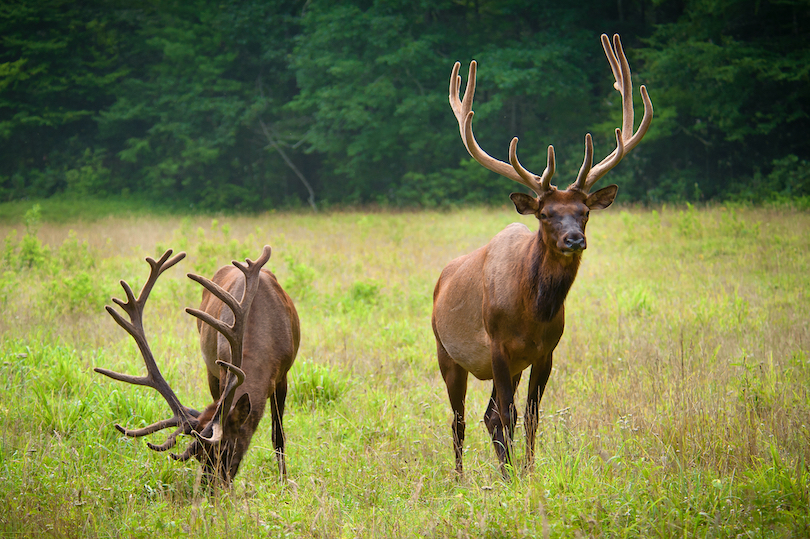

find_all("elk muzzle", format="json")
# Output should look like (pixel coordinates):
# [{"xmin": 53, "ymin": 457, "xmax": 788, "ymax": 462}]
[{"xmin": 559, "ymin": 232, "xmax": 587, "ymax": 254}]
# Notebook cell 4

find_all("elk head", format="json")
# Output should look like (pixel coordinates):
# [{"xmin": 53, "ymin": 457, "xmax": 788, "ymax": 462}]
[
  {"xmin": 449, "ymin": 34, "xmax": 652, "ymax": 259},
  {"xmin": 95, "ymin": 247, "xmax": 273, "ymax": 484}
]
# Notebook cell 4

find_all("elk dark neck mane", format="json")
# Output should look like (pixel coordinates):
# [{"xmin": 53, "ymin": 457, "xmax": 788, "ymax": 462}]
[{"xmin": 529, "ymin": 235, "xmax": 581, "ymax": 321}]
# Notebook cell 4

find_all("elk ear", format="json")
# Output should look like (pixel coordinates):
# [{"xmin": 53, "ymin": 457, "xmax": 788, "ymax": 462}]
[
  {"xmin": 585, "ymin": 184, "xmax": 618, "ymax": 210},
  {"xmin": 510, "ymin": 192, "xmax": 539, "ymax": 215},
  {"xmin": 227, "ymin": 393, "xmax": 252, "ymax": 429}
]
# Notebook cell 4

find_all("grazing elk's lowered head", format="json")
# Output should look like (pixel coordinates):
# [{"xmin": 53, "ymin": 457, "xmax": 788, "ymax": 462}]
[
  {"xmin": 95, "ymin": 246, "xmax": 300, "ymax": 485},
  {"xmin": 434, "ymin": 34, "xmax": 652, "ymax": 477}
]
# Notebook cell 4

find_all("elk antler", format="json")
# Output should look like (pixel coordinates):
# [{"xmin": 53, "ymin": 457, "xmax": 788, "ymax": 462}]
[
  {"xmin": 94, "ymin": 250, "xmax": 201, "ymax": 454},
  {"xmin": 572, "ymin": 34, "xmax": 653, "ymax": 193},
  {"xmin": 450, "ymin": 34, "xmax": 653, "ymax": 198},
  {"xmin": 183, "ymin": 245, "xmax": 273, "ymax": 444},
  {"xmin": 449, "ymin": 61, "xmax": 555, "ymax": 197}
]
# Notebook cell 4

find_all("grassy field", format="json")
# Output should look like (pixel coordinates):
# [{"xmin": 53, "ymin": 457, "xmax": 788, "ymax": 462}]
[{"xmin": 0, "ymin": 201, "xmax": 808, "ymax": 538}]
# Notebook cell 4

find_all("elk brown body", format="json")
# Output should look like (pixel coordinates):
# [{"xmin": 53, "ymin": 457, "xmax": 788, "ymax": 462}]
[
  {"xmin": 433, "ymin": 34, "xmax": 652, "ymax": 476},
  {"xmin": 95, "ymin": 246, "xmax": 300, "ymax": 484},
  {"xmin": 195, "ymin": 261, "xmax": 300, "ymax": 479}
]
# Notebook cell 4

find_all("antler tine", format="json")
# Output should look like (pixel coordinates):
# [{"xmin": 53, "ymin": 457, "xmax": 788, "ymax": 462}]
[
  {"xmin": 95, "ymin": 249, "xmax": 199, "ymax": 452},
  {"xmin": 611, "ymin": 34, "xmax": 634, "ymax": 141},
  {"xmin": 185, "ymin": 269, "xmax": 251, "ymax": 378},
  {"xmin": 448, "ymin": 61, "xmax": 471, "ymax": 146},
  {"xmin": 185, "ymin": 246, "xmax": 273, "ymax": 371},
  {"xmin": 184, "ymin": 277, "xmax": 245, "ymax": 372},
  {"xmin": 193, "ymin": 361, "xmax": 246, "ymax": 445},
  {"xmin": 230, "ymin": 245, "xmax": 272, "ymax": 324},
  {"xmin": 578, "ymin": 34, "xmax": 653, "ymax": 193},
  {"xmin": 510, "ymin": 139, "xmax": 555, "ymax": 194},
  {"xmin": 573, "ymin": 134, "xmax": 595, "ymax": 189},
  {"xmin": 574, "ymin": 129, "xmax": 625, "ymax": 191},
  {"xmin": 450, "ymin": 61, "xmax": 552, "ymax": 197},
  {"xmin": 170, "ymin": 442, "xmax": 197, "ymax": 462},
  {"xmin": 146, "ymin": 426, "xmax": 184, "ymax": 452}
]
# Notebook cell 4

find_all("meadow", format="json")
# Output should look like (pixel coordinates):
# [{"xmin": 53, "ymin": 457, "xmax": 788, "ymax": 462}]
[{"xmin": 0, "ymin": 201, "xmax": 808, "ymax": 538}]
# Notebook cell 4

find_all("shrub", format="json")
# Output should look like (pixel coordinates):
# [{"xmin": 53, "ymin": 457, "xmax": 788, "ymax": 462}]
[{"xmin": 290, "ymin": 360, "xmax": 345, "ymax": 409}]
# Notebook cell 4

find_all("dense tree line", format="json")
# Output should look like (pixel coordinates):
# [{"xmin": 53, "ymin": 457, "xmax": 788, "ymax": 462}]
[{"xmin": 1, "ymin": 0, "xmax": 808, "ymax": 210}]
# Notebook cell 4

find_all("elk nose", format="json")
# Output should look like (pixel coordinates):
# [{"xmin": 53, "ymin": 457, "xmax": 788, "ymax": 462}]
[{"xmin": 564, "ymin": 236, "xmax": 586, "ymax": 252}]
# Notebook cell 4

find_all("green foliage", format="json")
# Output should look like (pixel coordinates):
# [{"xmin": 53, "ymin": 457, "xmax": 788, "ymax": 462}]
[
  {"xmin": 289, "ymin": 359, "xmax": 346, "ymax": 409},
  {"xmin": 282, "ymin": 254, "xmax": 317, "ymax": 302},
  {"xmin": 16, "ymin": 204, "xmax": 49, "ymax": 269},
  {"xmin": 0, "ymin": 205, "xmax": 115, "ymax": 314},
  {"xmin": 675, "ymin": 202, "xmax": 703, "ymax": 239},
  {"xmin": 0, "ymin": 270, "xmax": 13, "ymax": 305},
  {"xmin": 341, "ymin": 280, "xmax": 382, "ymax": 315},
  {"xmin": 54, "ymin": 230, "xmax": 97, "ymax": 271},
  {"xmin": 101, "ymin": 2, "xmax": 250, "ymax": 206},
  {"xmin": 17, "ymin": 228, "xmax": 47, "ymax": 269},
  {"xmin": 767, "ymin": 154, "xmax": 810, "ymax": 197},
  {"xmin": 740, "ymin": 154, "xmax": 810, "ymax": 207},
  {"xmin": 0, "ymin": 0, "xmax": 126, "ymax": 200},
  {"xmin": 288, "ymin": 1, "xmax": 605, "ymax": 204},
  {"xmin": 161, "ymin": 217, "xmax": 265, "ymax": 278},
  {"xmin": 717, "ymin": 204, "xmax": 761, "ymax": 238},
  {"xmin": 637, "ymin": 0, "xmax": 810, "ymax": 202},
  {"xmin": 617, "ymin": 283, "xmax": 654, "ymax": 316},
  {"xmin": 0, "ymin": 0, "xmax": 808, "ymax": 207},
  {"xmin": 3, "ymin": 207, "xmax": 99, "ymax": 276},
  {"xmin": 96, "ymin": 0, "xmax": 306, "ymax": 210},
  {"xmin": 64, "ymin": 148, "xmax": 113, "ymax": 197},
  {"xmin": 0, "ymin": 195, "xmax": 180, "ymax": 224},
  {"xmin": 47, "ymin": 270, "xmax": 109, "ymax": 313}
]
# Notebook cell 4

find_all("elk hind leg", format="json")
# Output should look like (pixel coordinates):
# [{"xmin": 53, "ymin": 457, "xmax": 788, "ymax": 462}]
[
  {"xmin": 438, "ymin": 341, "xmax": 467, "ymax": 475},
  {"xmin": 271, "ymin": 377, "xmax": 288, "ymax": 478}
]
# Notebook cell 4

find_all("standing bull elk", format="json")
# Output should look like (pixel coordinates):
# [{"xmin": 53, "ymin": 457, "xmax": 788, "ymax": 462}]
[
  {"xmin": 95, "ymin": 246, "xmax": 300, "ymax": 484},
  {"xmin": 433, "ymin": 34, "xmax": 652, "ymax": 476}
]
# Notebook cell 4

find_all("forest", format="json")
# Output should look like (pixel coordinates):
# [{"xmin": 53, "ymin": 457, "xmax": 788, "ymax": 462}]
[{"xmin": 1, "ymin": 0, "xmax": 808, "ymax": 210}]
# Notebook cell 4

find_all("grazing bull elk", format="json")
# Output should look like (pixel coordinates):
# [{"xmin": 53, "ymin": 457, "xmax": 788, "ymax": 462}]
[
  {"xmin": 95, "ymin": 246, "xmax": 300, "ymax": 484},
  {"xmin": 433, "ymin": 34, "xmax": 652, "ymax": 476}
]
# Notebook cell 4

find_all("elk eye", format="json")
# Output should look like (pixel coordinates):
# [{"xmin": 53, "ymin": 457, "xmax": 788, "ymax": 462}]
[{"xmin": 540, "ymin": 212, "xmax": 548, "ymax": 220}]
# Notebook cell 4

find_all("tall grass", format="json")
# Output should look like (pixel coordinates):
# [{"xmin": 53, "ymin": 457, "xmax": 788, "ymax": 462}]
[{"xmin": 0, "ymin": 203, "xmax": 808, "ymax": 537}]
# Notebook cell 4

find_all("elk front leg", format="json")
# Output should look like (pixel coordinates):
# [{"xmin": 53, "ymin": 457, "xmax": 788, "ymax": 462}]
[
  {"xmin": 438, "ymin": 341, "xmax": 468, "ymax": 475},
  {"xmin": 485, "ymin": 345, "xmax": 520, "ymax": 476},
  {"xmin": 271, "ymin": 377, "xmax": 288, "ymax": 478},
  {"xmin": 524, "ymin": 354, "xmax": 553, "ymax": 469}
]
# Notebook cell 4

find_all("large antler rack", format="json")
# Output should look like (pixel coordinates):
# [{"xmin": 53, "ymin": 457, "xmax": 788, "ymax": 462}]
[
  {"xmin": 571, "ymin": 33, "xmax": 653, "ymax": 193},
  {"xmin": 96, "ymin": 246, "xmax": 272, "ymax": 461},
  {"xmin": 179, "ymin": 245, "xmax": 272, "ymax": 450},
  {"xmin": 449, "ymin": 33, "xmax": 653, "ymax": 197},
  {"xmin": 94, "ymin": 250, "xmax": 200, "ymax": 454}
]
